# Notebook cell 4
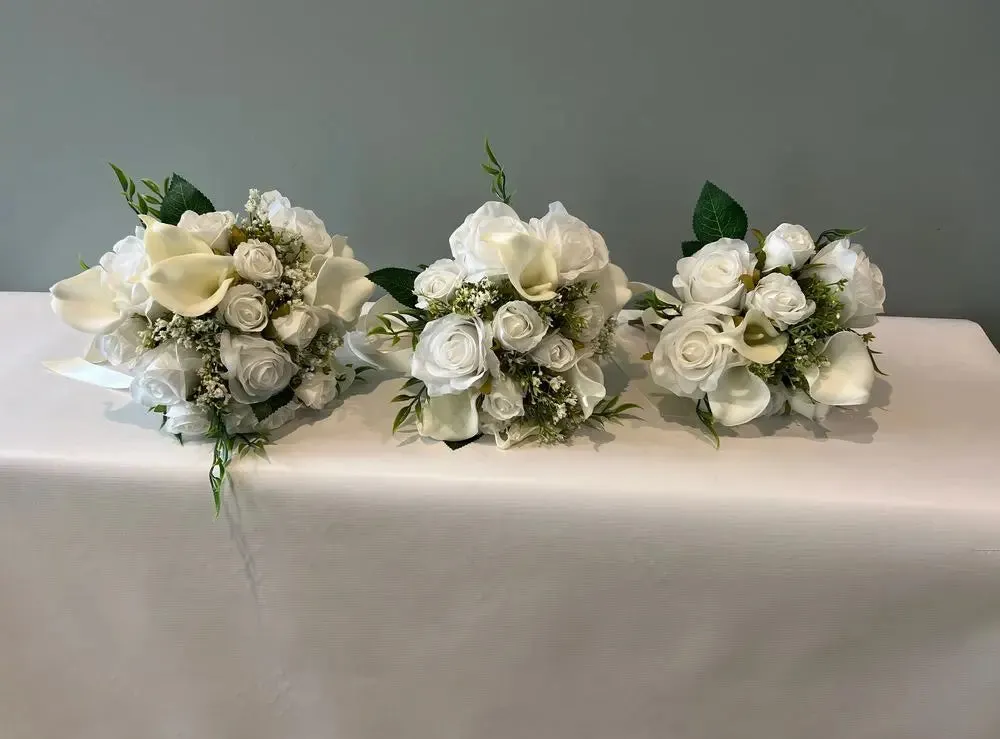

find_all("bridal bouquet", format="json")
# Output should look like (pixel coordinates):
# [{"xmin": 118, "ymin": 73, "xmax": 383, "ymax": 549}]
[
  {"xmin": 639, "ymin": 181, "xmax": 886, "ymax": 441},
  {"xmin": 351, "ymin": 142, "xmax": 636, "ymax": 448},
  {"xmin": 49, "ymin": 167, "xmax": 374, "ymax": 509}
]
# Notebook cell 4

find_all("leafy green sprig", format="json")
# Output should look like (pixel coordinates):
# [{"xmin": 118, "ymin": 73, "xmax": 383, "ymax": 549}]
[{"xmin": 482, "ymin": 138, "xmax": 514, "ymax": 205}]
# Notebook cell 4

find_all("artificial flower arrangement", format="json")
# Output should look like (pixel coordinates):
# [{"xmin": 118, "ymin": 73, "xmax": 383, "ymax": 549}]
[
  {"xmin": 350, "ymin": 142, "xmax": 638, "ymax": 448},
  {"xmin": 49, "ymin": 166, "xmax": 374, "ymax": 510},
  {"xmin": 638, "ymin": 181, "xmax": 886, "ymax": 442}
]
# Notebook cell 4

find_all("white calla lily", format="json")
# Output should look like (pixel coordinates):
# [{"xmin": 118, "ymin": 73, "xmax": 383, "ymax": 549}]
[
  {"xmin": 565, "ymin": 358, "xmax": 607, "ymax": 420},
  {"xmin": 345, "ymin": 295, "xmax": 415, "ymax": 373},
  {"xmin": 143, "ymin": 252, "xmax": 236, "ymax": 317},
  {"xmin": 788, "ymin": 388, "xmax": 831, "ymax": 422},
  {"xmin": 718, "ymin": 309, "xmax": 789, "ymax": 365},
  {"xmin": 416, "ymin": 390, "xmax": 480, "ymax": 441},
  {"xmin": 50, "ymin": 267, "xmax": 126, "ymax": 334},
  {"xmin": 804, "ymin": 331, "xmax": 875, "ymax": 406},
  {"xmin": 488, "ymin": 232, "xmax": 559, "ymax": 302},
  {"xmin": 304, "ymin": 254, "xmax": 375, "ymax": 326},
  {"xmin": 706, "ymin": 366, "xmax": 772, "ymax": 427}
]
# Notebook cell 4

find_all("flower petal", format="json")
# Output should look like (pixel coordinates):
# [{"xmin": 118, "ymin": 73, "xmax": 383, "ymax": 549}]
[
  {"xmin": 304, "ymin": 256, "xmax": 375, "ymax": 325},
  {"xmin": 142, "ymin": 218, "xmax": 214, "ymax": 265},
  {"xmin": 345, "ymin": 295, "xmax": 415, "ymax": 373},
  {"xmin": 565, "ymin": 358, "xmax": 607, "ymax": 420},
  {"xmin": 718, "ymin": 309, "xmax": 788, "ymax": 365},
  {"xmin": 807, "ymin": 331, "xmax": 875, "ymax": 406},
  {"xmin": 50, "ymin": 267, "xmax": 124, "ymax": 333},
  {"xmin": 788, "ymin": 388, "xmax": 831, "ymax": 422},
  {"xmin": 142, "ymin": 253, "xmax": 235, "ymax": 317},
  {"xmin": 416, "ymin": 391, "xmax": 480, "ymax": 441},
  {"xmin": 491, "ymin": 232, "xmax": 559, "ymax": 302},
  {"xmin": 707, "ymin": 366, "xmax": 771, "ymax": 427}
]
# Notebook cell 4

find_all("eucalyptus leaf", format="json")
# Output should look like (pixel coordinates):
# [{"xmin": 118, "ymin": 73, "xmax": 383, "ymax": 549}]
[{"xmin": 692, "ymin": 181, "xmax": 748, "ymax": 243}]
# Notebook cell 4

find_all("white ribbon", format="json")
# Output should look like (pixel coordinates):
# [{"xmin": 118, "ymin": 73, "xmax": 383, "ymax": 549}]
[{"xmin": 43, "ymin": 357, "xmax": 133, "ymax": 390}]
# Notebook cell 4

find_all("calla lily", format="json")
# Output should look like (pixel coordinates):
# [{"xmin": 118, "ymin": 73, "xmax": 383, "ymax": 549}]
[
  {"xmin": 788, "ymin": 388, "xmax": 831, "ymax": 422},
  {"xmin": 489, "ymin": 232, "xmax": 559, "ymax": 302},
  {"xmin": 345, "ymin": 295, "xmax": 415, "ymax": 373},
  {"xmin": 138, "ymin": 219, "xmax": 236, "ymax": 317},
  {"xmin": 718, "ymin": 309, "xmax": 788, "ymax": 365},
  {"xmin": 50, "ymin": 267, "xmax": 126, "ymax": 334},
  {"xmin": 143, "ymin": 253, "xmax": 236, "ymax": 317},
  {"xmin": 304, "ymin": 254, "xmax": 375, "ymax": 326},
  {"xmin": 565, "ymin": 358, "xmax": 607, "ymax": 420},
  {"xmin": 416, "ymin": 390, "xmax": 480, "ymax": 441},
  {"xmin": 706, "ymin": 366, "xmax": 772, "ymax": 427},
  {"xmin": 803, "ymin": 331, "xmax": 875, "ymax": 406},
  {"xmin": 491, "ymin": 422, "xmax": 540, "ymax": 449},
  {"xmin": 592, "ymin": 264, "xmax": 632, "ymax": 317}
]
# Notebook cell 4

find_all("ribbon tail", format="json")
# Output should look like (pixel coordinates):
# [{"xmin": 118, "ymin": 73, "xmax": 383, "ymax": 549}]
[{"xmin": 43, "ymin": 358, "xmax": 134, "ymax": 390}]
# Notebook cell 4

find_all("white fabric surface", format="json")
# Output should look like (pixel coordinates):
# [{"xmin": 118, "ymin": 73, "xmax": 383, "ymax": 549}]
[{"xmin": 2, "ymin": 291, "xmax": 1000, "ymax": 739}]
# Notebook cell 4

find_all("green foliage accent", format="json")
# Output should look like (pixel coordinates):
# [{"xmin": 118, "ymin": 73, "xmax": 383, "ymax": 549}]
[
  {"xmin": 636, "ymin": 290, "xmax": 681, "ymax": 321},
  {"xmin": 691, "ymin": 181, "xmax": 748, "ymax": 244},
  {"xmin": 858, "ymin": 331, "xmax": 888, "ymax": 376},
  {"xmin": 109, "ymin": 163, "xmax": 166, "ymax": 219},
  {"xmin": 367, "ymin": 267, "xmax": 421, "ymax": 309},
  {"xmin": 79, "ymin": 257, "xmax": 90, "ymax": 271},
  {"xmin": 681, "ymin": 240, "xmax": 705, "ymax": 257},
  {"xmin": 158, "ymin": 173, "xmax": 215, "ymax": 225},
  {"xmin": 390, "ymin": 381, "xmax": 427, "ymax": 433},
  {"xmin": 815, "ymin": 227, "xmax": 864, "ymax": 247},
  {"xmin": 206, "ymin": 411, "xmax": 268, "ymax": 516},
  {"xmin": 483, "ymin": 137, "xmax": 514, "ymax": 205},
  {"xmin": 695, "ymin": 397, "xmax": 721, "ymax": 448},
  {"xmin": 586, "ymin": 395, "xmax": 642, "ymax": 430},
  {"xmin": 445, "ymin": 434, "xmax": 483, "ymax": 450},
  {"xmin": 249, "ymin": 386, "xmax": 296, "ymax": 422}
]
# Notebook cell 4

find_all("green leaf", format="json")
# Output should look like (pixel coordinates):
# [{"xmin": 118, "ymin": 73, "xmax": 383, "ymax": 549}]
[
  {"xmin": 249, "ymin": 386, "xmax": 295, "ymax": 422},
  {"xmin": 445, "ymin": 434, "xmax": 482, "ymax": 450},
  {"xmin": 401, "ymin": 377, "xmax": 424, "ymax": 391},
  {"xmin": 485, "ymin": 138, "xmax": 500, "ymax": 167},
  {"xmin": 158, "ymin": 173, "xmax": 215, "ymax": 225},
  {"xmin": 127, "ymin": 178, "xmax": 136, "ymax": 199},
  {"xmin": 136, "ymin": 194, "xmax": 149, "ymax": 214},
  {"xmin": 695, "ymin": 398, "xmax": 721, "ymax": 449},
  {"xmin": 751, "ymin": 228, "xmax": 766, "ymax": 249},
  {"xmin": 681, "ymin": 240, "xmax": 705, "ymax": 257},
  {"xmin": 367, "ymin": 267, "xmax": 421, "ymax": 309},
  {"xmin": 392, "ymin": 404, "xmax": 411, "ymax": 433},
  {"xmin": 174, "ymin": 433, "xmax": 184, "ymax": 445},
  {"xmin": 692, "ymin": 181, "xmax": 748, "ymax": 243},
  {"xmin": 140, "ymin": 178, "xmax": 162, "ymax": 195},
  {"xmin": 815, "ymin": 227, "xmax": 864, "ymax": 246},
  {"xmin": 481, "ymin": 163, "xmax": 500, "ymax": 176},
  {"xmin": 149, "ymin": 404, "xmax": 168, "ymax": 414},
  {"xmin": 390, "ymin": 394, "xmax": 413, "ymax": 403},
  {"xmin": 79, "ymin": 257, "xmax": 90, "ymax": 271},
  {"xmin": 109, "ymin": 163, "xmax": 129, "ymax": 193}
]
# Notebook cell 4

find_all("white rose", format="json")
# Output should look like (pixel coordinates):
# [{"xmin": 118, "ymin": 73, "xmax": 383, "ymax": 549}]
[
  {"xmin": 272, "ymin": 305, "xmax": 322, "ymax": 348},
  {"xmin": 449, "ymin": 201, "xmax": 529, "ymax": 281},
  {"xmin": 99, "ymin": 234, "xmax": 156, "ymax": 316},
  {"xmin": 493, "ymin": 300, "xmax": 547, "ymax": 352},
  {"xmin": 746, "ymin": 273, "xmax": 816, "ymax": 329},
  {"xmin": 672, "ymin": 238, "xmax": 755, "ymax": 309},
  {"xmin": 224, "ymin": 398, "xmax": 304, "ymax": 434},
  {"xmin": 129, "ymin": 342, "xmax": 202, "ymax": 407},
  {"xmin": 565, "ymin": 358, "xmax": 606, "ymax": 420},
  {"xmin": 416, "ymin": 391, "xmax": 481, "ymax": 442},
  {"xmin": 233, "ymin": 239, "xmax": 283, "ymax": 283},
  {"xmin": 97, "ymin": 317, "xmax": 148, "ymax": 369},
  {"xmin": 294, "ymin": 371, "xmax": 340, "ymax": 410},
  {"xmin": 257, "ymin": 190, "xmax": 290, "ymax": 219},
  {"xmin": 219, "ymin": 332, "xmax": 297, "ymax": 404},
  {"xmin": 177, "ymin": 210, "xmax": 236, "ymax": 254},
  {"xmin": 763, "ymin": 223, "xmax": 815, "ymax": 271},
  {"xmin": 801, "ymin": 331, "xmax": 876, "ymax": 406},
  {"xmin": 529, "ymin": 201, "xmax": 610, "ymax": 283},
  {"xmin": 218, "ymin": 284, "xmax": 268, "ymax": 332},
  {"xmin": 162, "ymin": 402, "xmax": 212, "ymax": 437},
  {"xmin": 568, "ymin": 299, "xmax": 605, "ymax": 342},
  {"xmin": 481, "ymin": 373, "xmax": 524, "ymax": 422},
  {"xmin": 411, "ymin": 314, "xmax": 494, "ymax": 396},
  {"xmin": 809, "ymin": 239, "xmax": 885, "ymax": 328},
  {"xmin": 649, "ymin": 310, "xmax": 739, "ymax": 397},
  {"xmin": 303, "ymin": 252, "xmax": 374, "ymax": 327},
  {"xmin": 414, "ymin": 258, "xmax": 465, "ymax": 308},
  {"xmin": 140, "ymin": 219, "xmax": 236, "ymax": 317},
  {"xmin": 530, "ymin": 333, "xmax": 576, "ymax": 371},
  {"xmin": 262, "ymin": 192, "xmax": 336, "ymax": 256}
]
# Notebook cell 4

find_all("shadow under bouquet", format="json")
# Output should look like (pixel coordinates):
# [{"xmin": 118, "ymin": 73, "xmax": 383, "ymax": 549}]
[
  {"xmin": 48, "ymin": 167, "xmax": 374, "ymax": 509},
  {"xmin": 350, "ymin": 143, "xmax": 637, "ymax": 448},
  {"xmin": 637, "ymin": 181, "xmax": 886, "ymax": 443}
]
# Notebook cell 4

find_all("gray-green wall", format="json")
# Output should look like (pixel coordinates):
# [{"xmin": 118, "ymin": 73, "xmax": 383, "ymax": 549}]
[{"xmin": 2, "ymin": 0, "xmax": 998, "ymax": 339}]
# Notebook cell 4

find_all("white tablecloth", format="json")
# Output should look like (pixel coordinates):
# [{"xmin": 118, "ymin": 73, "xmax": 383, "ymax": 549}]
[{"xmin": 2, "ymin": 291, "xmax": 1000, "ymax": 739}]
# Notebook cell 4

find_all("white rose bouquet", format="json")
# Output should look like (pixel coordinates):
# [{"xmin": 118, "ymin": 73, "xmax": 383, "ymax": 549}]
[
  {"xmin": 638, "ymin": 181, "xmax": 886, "ymax": 440},
  {"xmin": 351, "ymin": 141, "xmax": 637, "ymax": 448},
  {"xmin": 49, "ymin": 166, "xmax": 374, "ymax": 510}
]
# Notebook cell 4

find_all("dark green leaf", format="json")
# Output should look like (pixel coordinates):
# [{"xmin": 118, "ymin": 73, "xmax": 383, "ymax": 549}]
[
  {"xmin": 815, "ymin": 227, "xmax": 864, "ymax": 246},
  {"xmin": 392, "ymin": 405, "xmax": 411, "ymax": 433},
  {"xmin": 367, "ymin": 267, "xmax": 421, "ymax": 309},
  {"xmin": 136, "ymin": 194, "xmax": 149, "ymax": 214},
  {"xmin": 390, "ymin": 394, "xmax": 413, "ymax": 403},
  {"xmin": 401, "ymin": 377, "xmax": 424, "ymax": 390},
  {"xmin": 695, "ymin": 398, "xmax": 721, "ymax": 449},
  {"xmin": 163, "ymin": 176, "xmax": 172, "ymax": 195},
  {"xmin": 109, "ymin": 163, "xmax": 129, "ymax": 193},
  {"xmin": 158, "ymin": 173, "xmax": 215, "ymax": 225},
  {"xmin": 481, "ymin": 163, "xmax": 500, "ymax": 176},
  {"xmin": 692, "ymin": 181, "xmax": 748, "ymax": 243},
  {"xmin": 174, "ymin": 433, "xmax": 184, "ymax": 445},
  {"xmin": 250, "ymin": 386, "xmax": 295, "ymax": 422},
  {"xmin": 484, "ymin": 138, "xmax": 500, "ymax": 167},
  {"xmin": 681, "ymin": 240, "xmax": 705, "ymax": 257},
  {"xmin": 127, "ymin": 178, "xmax": 136, "ymax": 199},
  {"xmin": 445, "ymin": 434, "xmax": 482, "ymax": 450}
]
